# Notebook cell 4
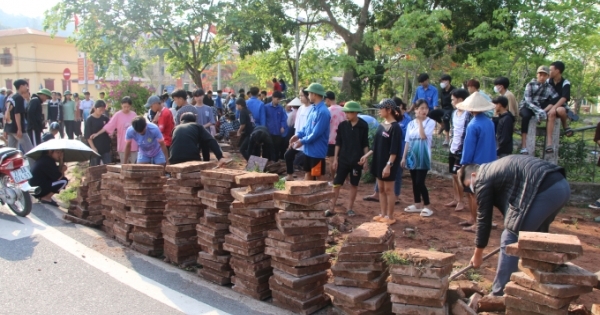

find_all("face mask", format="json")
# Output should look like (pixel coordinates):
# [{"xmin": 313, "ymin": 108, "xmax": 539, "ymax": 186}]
[
  {"xmin": 494, "ymin": 86, "xmax": 500, "ymax": 93},
  {"xmin": 440, "ymin": 82, "xmax": 447, "ymax": 89},
  {"xmin": 470, "ymin": 173, "xmax": 476, "ymax": 193}
]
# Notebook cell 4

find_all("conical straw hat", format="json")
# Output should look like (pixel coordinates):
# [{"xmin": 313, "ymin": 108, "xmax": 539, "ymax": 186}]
[
  {"xmin": 287, "ymin": 97, "xmax": 302, "ymax": 106},
  {"xmin": 456, "ymin": 92, "xmax": 495, "ymax": 112}
]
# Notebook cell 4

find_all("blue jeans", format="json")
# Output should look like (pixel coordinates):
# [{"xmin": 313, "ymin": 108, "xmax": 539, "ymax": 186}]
[
  {"xmin": 374, "ymin": 167, "xmax": 403, "ymax": 196},
  {"xmin": 137, "ymin": 151, "xmax": 166, "ymax": 165},
  {"xmin": 491, "ymin": 178, "xmax": 570, "ymax": 296}
]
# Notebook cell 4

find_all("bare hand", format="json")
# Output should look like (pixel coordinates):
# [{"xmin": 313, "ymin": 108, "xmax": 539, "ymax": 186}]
[
  {"xmin": 470, "ymin": 252, "xmax": 483, "ymax": 268},
  {"xmin": 289, "ymin": 135, "xmax": 299, "ymax": 145},
  {"xmin": 400, "ymin": 159, "xmax": 407, "ymax": 169},
  {"xmin": 332, "ymin": 160, "xmax": 338, "ymax": 172},
  {"xmin": 61, "ymin": 165, "xmax": 68, "ymax": 173},
  {"xmin": 544, "ymin": 106, "xmax": 552, "ymax": 113},
  {"xmin": 16, "ymin": 130, "xmax": 22, "ymax": 139},
  {"xmin": 382, "ymin": 165, "xmax": 391, "ymax": 178},
  {"xmin": 280, "ymin": 127, "xmax": 284, "ymax": 134},
  {"xmin": 292, "ymin": 141, "xmax": 302, "ymax": 149},
  {"xmin": 89, "ymin": 133, "xmax": 96, "ymax": 139},
  {"xmin": 358, "ymin": 155, "xmax": 368, "ymax": 166},
  {"xmin": 216, "ymin": 158, "xmax": 227, "ymax": 168}
]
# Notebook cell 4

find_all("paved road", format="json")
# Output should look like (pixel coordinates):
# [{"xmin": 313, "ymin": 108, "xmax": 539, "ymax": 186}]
[{"xmin": 0, "ymin": 202, "xmax": 309, "ymax": 315}]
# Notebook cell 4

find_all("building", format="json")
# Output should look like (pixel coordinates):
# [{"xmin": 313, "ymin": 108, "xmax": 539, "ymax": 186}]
[{"xmin": 0, "ymin": 27, "xmax": 101, "ymax": 97}]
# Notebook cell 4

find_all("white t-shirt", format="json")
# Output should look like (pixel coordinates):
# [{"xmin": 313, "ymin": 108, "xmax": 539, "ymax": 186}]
[
  {"xmin": 79, "ymin": 99, "xmax": 94, "ymax": 110},
  {"xmin": 450, "ymin": 110, "xmax": 468, "ymax": 154},
  {"xmin": 294, "ymin": 104, "xmax": 311, "ymax": 151},
  {"xmin": 405, "ymin": 117, "xmax": 436, "ymax": 160}
]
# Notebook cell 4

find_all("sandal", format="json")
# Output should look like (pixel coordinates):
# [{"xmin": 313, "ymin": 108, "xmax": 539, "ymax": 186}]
[
  {"xmin": 346, "ymin": 209, "xmax": 356, "ymax": 217},
  {"xmin": 404, "ymin": 205, "xmax": 421, "ymax": 213},
  {"xmin": 373, "ymin": 215, "xmax": 383, "ymax": 222},
  {"xmin": 363, "ymin": 196, "xmax": 379, "ymax": 202},
  {"xmin": 382, "ymin": 217, "xmax": 396, "ymax": 225},
  {"xmin": 520, "ymin": 148, "xmax": 528, "ymax": 155},
  {"xmin": 458, "ymin": 221, "xmax": 473, "ymax": 227},
  {"xmin": 545, "ymin": 146, "xmax": 554, "ymax": 153},
  {"xmin": 420, "ymin": 208, "xmax": 434, "ymax": 217},
  {"xmin": 454, "ymin": 203, "xmax": 465, "ymax": 211},
  {"xmin": 564, "ymin": 128, "xmax": 574, "ymax": 137},
  {"xmin": 463, "ymin": 225, "xmax": 477, "ymax": 233},
  {"xmin": 444, "ymin": 200, "xmax": 458, "ymax": 208},
  {"xmin": 40, "ymin": 199, "xmax": 59, "ymax": 207}
]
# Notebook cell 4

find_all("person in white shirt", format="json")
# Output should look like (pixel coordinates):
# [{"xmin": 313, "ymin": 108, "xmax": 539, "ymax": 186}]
[
  {"xmin": 79, "ymin": 91, "xmax": 95, "ymax": 122},
  {"xmin": 284, "ymin": 90, "xmax": 311, "ymax": 181}
]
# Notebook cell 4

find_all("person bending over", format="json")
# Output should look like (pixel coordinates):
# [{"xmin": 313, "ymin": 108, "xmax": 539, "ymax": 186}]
[
  {"xmin": 169, "ymin": 112, "xmax": 227, "ymax": 167},
  {"xmin": 124, "ymin": 116, "xmax": 169, "ymax": 165}
]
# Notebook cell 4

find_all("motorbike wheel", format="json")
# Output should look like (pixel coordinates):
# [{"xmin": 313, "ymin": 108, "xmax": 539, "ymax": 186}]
[{"xmin": 5, "ymin": 177, "xmax": 33, "ymax": 217}]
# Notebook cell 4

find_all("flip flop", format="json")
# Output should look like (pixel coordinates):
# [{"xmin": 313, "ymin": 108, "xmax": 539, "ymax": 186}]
[
  {"xmin": 40, "ymin": 199, "xmax": 59, "ymax": 207},
  {"xmin": 363, "ymin": 196, "xmax": 379, "ymax": 202},
  {"xmin": 404, "ymin": 205, "xmax": 421, "ymax": 213},
  {"xmin": 564, "ymin": 128, "xmax": 574, "ymax": 137},
  {"xmin": 458, "ymin": 221, "xmax": 473, "ymax": 227},
  {"xmin": 545, "ymin": 146, "xmax": 554, "ymax": 153}
]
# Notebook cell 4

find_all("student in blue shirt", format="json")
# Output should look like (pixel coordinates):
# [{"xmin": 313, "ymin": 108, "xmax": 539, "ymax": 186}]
[
  {"xmin": 264, "ymin": 91, "xmax": 287, "ymax": 161},
  {"xmin": 412, "ymin": 73, "xmax": 438, "ymax": 111},
  {"xmin": 289, "ymin": 83, "xmax": 331, "ymax": 180},
  {"xmin": 215, "ymin": 90, "xmax": 224, "ymax": 116},
  {"xmin": 124, "ymin": 116, "xmax": 170, "ymax": 165},
  {"xmin": 246, "ymin": 87, "xmax": 266, "ymax": 126}
]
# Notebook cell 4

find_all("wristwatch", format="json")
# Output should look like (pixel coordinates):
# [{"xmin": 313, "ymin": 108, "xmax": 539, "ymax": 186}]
[{"xmin": 386, "ymin": 161, "xmax": 392, "ymax": 166}]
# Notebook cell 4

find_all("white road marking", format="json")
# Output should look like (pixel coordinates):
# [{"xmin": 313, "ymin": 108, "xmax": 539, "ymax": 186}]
[
  {"xmin": 0, "ymin": 214, "xmax": 39, "ymax": 240},
  {"xmin": 16, "ymin": 212, "xmax": 230, "ymax": 315}
]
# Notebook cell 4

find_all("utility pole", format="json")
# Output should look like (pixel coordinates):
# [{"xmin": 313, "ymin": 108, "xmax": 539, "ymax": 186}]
[
  {"xmin": 217, "ymin": 61, "xmax": 221, "ymax": 90},
  {"xmin": 295, "ymin": 18, "xmax": 300, "ymax": 93},
  {"xmin": 83, "ymin": 52, "xmax": 88, "ymax": 91}
]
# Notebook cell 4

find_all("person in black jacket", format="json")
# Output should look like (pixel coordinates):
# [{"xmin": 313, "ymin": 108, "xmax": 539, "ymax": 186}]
[
  {"xmin": 241, "ymin": 125, "xmax": 275, "ymax": 161},
  {"xmin": 47, "ymin": 91, "xmax": 63, "ymax": 138},
  {"xmin": 492, "ymin": 96, "xmax": 515, "ymax": 158},
  {"xmin": 459, "ymin": 155, "xmax": 569, "ymax": 296},
  {"xmin": 169, "ymin": 112, "xmax": 227, "ymax": 166},
  {"xmin": 27, "ymin": 88, "xmax": 51, "ymax": 146},
  {"xmin": 28, "ymin": 149, "xmax": 69, "ymax": 207}
]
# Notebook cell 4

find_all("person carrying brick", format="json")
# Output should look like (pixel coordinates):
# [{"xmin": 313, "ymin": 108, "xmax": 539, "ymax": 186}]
[
  {"xmin": 329, "ymin": 101, "xmax": 370, "ymax": 217},
  {"xmin": 460, "ymin": 155, "xmax": 569, "ymax": 296},
  {"xmin": 124, "ymin": 116, "xmax": 169, "ymax": 165}
]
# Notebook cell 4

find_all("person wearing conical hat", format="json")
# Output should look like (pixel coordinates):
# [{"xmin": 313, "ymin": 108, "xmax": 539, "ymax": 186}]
[{"xmin": 458, "ymin": 91, "xmax": 497, "ymax": 232}]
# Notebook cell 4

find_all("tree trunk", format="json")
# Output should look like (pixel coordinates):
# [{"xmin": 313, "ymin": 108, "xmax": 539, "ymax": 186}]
[
  {"xmin": 189, "ymin": 68, "xmax": 203, "ymax": 89},
  {"xmin": 341, "ymin": 44, "xmax": 358, "ymax": 97}
]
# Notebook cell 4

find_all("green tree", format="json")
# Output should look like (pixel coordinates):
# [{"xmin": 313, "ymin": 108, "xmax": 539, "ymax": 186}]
[{"xmin": 43, "ymin": 0, "xmax": 227, "ymax": 88}]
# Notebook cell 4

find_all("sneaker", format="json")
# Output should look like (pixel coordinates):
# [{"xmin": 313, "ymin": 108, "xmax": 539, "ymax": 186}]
[
  {"xmin": 324, "ymin": 210, "xmax": 334, "ymax": 217},
  {"xmin": 442, "ymin": 140, "xmax": 449, "ymax": 146},
  {"xmin": 589, "ymin": 200, "xmax": 600, "ymax": 210},
  {"xmin": 346, "ymin": 209, "xmax": 356, "ymax": 217}
]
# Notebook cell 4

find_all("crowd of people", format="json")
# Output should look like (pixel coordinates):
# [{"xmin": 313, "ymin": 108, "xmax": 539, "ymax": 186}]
[{"xmin": 1, "ymin": 61, "xmax": 598, "ymax": 296}]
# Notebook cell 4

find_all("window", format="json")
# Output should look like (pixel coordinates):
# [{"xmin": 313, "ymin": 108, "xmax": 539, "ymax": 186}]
[
  {"xmin": 5, "ymin": 79, "xmax": 12, "ymax": 90},
  {"xmin": 62, "ymin": 79, "xmax": 68, "ymax": 93},
  {"xmin": 44, "ymin": 79, "xmax": 55, "ymax": 91},
  {"xmin": 0, "ymin": 48, "xmax": 13, "ymax": 66}
]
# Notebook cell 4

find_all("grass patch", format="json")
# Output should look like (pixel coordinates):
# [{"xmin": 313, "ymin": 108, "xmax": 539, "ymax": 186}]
[
  {"xmin": 466, "ymin": 268, "xmax": 484, "ymax": 282},
  {"xmin": 326, "ymin": 245, "xmax": 339, "ymax": 255},
  {"xmin": 56, "ymin": 164, "xmax": 84, "ymax": 203},
  {"xmin": 382, "ymin": 250, "xmax": 411, "ymax": 266},
  {"xmin": 274, "ymin": 177, "xmax": 286, "ymax": 190}
]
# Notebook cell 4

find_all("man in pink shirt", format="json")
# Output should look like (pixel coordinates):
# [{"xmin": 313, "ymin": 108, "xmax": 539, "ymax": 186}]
[
  {"xmin": 325, "ymin": 91, "xmax": 345, "ymax": 173},
  {"xmin": 90, "ymin": 96, "xmax": 139, "ymax": 164}
]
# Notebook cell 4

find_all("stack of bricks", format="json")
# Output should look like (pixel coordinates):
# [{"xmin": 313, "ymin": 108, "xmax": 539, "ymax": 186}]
[
  {"xmin": 196, "ymin": 169, "xmax": 247, "ymax": 285},
  {"xmin": 229, "ymin": 131, "xmax": 240, "ymax": 151},
  {"xmin": 100, "ymin": 165, "xmax": 131, "ymax": 244},
  {"xmin": 224, "ymin": 172, "xmax": 279, "ymax": 300},
  {"xmin": 265, "ymin": 181, "xmax": 332, "ymax": 315},
  {"xmin": 122, "ymin": 165, "xmax": 167, "ymax": 257},
  {"xmin": 66, "ymin": 165, "xmax": 107, "ymax": 226},
  {"xmin": 387, "ymin": 248, "xmax": 455, "ymax": 315},
  {"xmin": 162, "ymin": 161, "xmax": 215, "ymax": 265},
  {"xmin": 504, "ymin": 232, "xmax": 598, "ymax": 315},
  {"xmin": 325, "ymin": 222, "xmax": 394, "ymax": 315},
  {"xmin": 110, "ymin": 132, "xmax": 119, "ymax": 163}
]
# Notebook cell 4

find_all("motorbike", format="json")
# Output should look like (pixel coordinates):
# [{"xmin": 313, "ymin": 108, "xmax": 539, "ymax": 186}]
[{"xmin": 0, "ymin": 144, "xmax": 39, "ymax": 217}]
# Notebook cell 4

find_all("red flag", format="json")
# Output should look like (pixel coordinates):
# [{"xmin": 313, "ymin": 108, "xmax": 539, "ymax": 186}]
[
  {"xmin": 209, "ymin": 24, "xmax": 217, "ymax": 35},
  {"xmin": 74, "ymin": 14, "xmax": 80, "ymax": 32}
]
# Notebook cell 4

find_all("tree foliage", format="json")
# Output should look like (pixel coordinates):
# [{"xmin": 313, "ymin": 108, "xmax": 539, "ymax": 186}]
[{"xmin": 43, "ymin": 0, "xmax": 228, "ymax": 88}]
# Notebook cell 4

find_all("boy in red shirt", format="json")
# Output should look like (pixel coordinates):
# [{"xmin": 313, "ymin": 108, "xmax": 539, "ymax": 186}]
[{"xmin": 146, "ymin": 95, "xmax": 174, "ymax": 150}]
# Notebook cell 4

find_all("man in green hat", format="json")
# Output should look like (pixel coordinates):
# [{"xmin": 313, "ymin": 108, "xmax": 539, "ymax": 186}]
[
  {"xmin": 26, "ymin": 88, "xmax": 51, "ymax": 146},
  {"xmin": 289, "ymin": 83, "xmax": 331, "ymax": 180},
  {"xmin": 329, "ymin": 101, "xmax": 370, "ymax": 216}
]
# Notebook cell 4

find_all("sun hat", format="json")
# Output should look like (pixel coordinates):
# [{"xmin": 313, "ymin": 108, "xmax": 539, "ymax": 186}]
[
  {"xmin": 305, "ymin": 83, "xmax": 326, "ymax": 96},
  {"xmin": 37, "ymin": 88, "xmax": 52, "ymax": 98},
  {"xmin": 64, "ymin": 90, "xmax": 72, "ymax": 96},
  {"xmin": 342, "ymin": 101, "xmax": 363, "ymax": 113},
  {"xmin": 287, "ymin": 97, "xmax": 302, "ymax": 107},
  {"xmin": 145, "ymin": 95, "xmax": 161, "ymax": 108},
  {"xmin": 537, "ymin": 66, "xmax": 550, "ymax": 74},
  {"xmin": 375, "ymin": 98, "xmax": 399, "ymax": 111},
  {"xmin": 456, "ymin": 92, "xmax": 495, "ymax": 112}
]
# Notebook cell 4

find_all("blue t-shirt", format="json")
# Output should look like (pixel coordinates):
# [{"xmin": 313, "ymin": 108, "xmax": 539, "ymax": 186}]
[{"xmin": 126, "ymin": 123, "xmax": 163, "ymax": 158}]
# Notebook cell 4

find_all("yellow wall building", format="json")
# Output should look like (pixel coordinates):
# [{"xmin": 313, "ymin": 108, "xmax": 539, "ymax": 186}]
[{"xmin": 0, "ymin": 28, "xmax": 101, "ymax": 97}]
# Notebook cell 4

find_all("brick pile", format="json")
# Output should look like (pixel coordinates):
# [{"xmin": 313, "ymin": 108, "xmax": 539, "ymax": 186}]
[
  {"xmin": 224, "ymin": 172, "xmax": 279, "ymax": 300},
  {"xmin": 325, "ymin": 222, "xmax": 394, "ymax": 315},
  {"xmin": 162, "ymin": 161, "xmax": 215, "ymax": 265},
  {"xmin": 196, "ymin": 169, "xmax": 247, "ymax": 285},
  {"xmin": 387, "ymin": 248, "xmax": 455, "ymax": 315},
  {"xmin": 100, "ymin": 165, "xmax": 132, "ymax": 244},
  {"xmin": 265, "ymin": 181, "xmax": 332, "ymax": 315},
  {"xmin": 122, "ymin": 164, "xmax": 167, "ymax": 257},
  {"xmin": 504, "ymin": 232, "xmax": 597, "ymax": 315},
  {"xmin": 66, "ymin": 165, "xmax": 107, "ymax": 226}
]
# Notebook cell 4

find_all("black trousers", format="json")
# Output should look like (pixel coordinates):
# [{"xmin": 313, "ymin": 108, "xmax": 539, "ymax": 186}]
[
  {"xmin": 64, "ymin": 121, "xmax": 76, "ymax": 139},
  {"xmin": 410, "ymin": 169, "xmax": 430, "ymax": 205},
  {"xmin": 271, "ymin": 135, "xmax": 283, "ymax": 162},
  {"xmin": 520, "ymin": 107, "xmax": 534, "ymax": 134},
  {"xmin": 27, "ymin": 130, "xmax": 42, "ymax": 147},
  {"xmin": 284, "ymin": 149, "xmax": 300, "ymax": 175}
]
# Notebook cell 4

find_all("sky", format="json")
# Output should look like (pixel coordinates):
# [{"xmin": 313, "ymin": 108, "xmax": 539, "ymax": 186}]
[{"xmin": 4, "ymin": 0, "xmax": 61, "ymax": 18}]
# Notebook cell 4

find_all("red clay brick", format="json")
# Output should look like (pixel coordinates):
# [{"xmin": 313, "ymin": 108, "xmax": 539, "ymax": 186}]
[
  {"xmin": 390, "ymin": 292, "xmax": 446, "ymax": 308},
  {"xmin": 234, "ymin": 172, "xmax": 279, "ymax": 185},
  {"xmin": 392, "ymin": 303, "xmax": 447, "ymax": 315},
  {"xmin": 504, "ymin": 281, "xmax": 576, "ymax": 309},
  {"xmin": 273, "ymin": 200, "xmax": 329, "ymax": 211},
  {"xmin": 520, "ymin": 262, "xmax": 598, "ymax": 287},
  {"xmin": 390, "ymin": 274, "xmax": 448, "ymax": 289},
  {"xmin": 283, "ymin": 181, "xmax": 329, "ymax": 195},
  {"xmin": 334, "ymin": 270, "xmax": 389, "ymax": 289},
  {"xmin": 520, "ymin": 257, "xmax": 561, "ymax": 272},
  {"xmin": 345, "ymin": 222, "xmax": 393, "ymax": 245},
  {"xmin": 518, "ymin": 232, "xmax": 583, "ymax": 255},
  {"xmin": 165, "ymin": 161, "xmax": 216, "ymax": 173},
  {"xmin": 273, "ymin": 190, "xmax": 334, "ymax": 206},
  {"xmin": 271, "ymin": 253, "xmax": 331, "ymax": 268},
  {"xmin": 504, "ymin": 295, "xmax": 568, "ymax": 315},
  {"xmin": 389, "ymin": 264, "xmax": 453, "ymax": 279},
  {"xmin": 331, "ymin": 267, "xmax": 383, "ymax": 281}
]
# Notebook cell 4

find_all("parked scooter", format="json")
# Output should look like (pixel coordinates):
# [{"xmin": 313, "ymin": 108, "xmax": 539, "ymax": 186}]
[{"xmin": 0, "ymin": 139, "xmax": 39, "ymax": 216}]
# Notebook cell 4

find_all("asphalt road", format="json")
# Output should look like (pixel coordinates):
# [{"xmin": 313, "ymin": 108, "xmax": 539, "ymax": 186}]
[{"xmin": 0, "ymin": 202, "xmax": 308, "ymax": 315}]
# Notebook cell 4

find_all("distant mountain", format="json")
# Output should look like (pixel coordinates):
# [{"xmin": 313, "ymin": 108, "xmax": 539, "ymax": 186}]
[{"xmin": 0, "ymin": 9, "xmax": 74, "ymax": 37}]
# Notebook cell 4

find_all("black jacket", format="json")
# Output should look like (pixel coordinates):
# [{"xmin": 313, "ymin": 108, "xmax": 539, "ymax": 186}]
[
  {"xmin": 47, "ymin": 100, "xmax": 62, "ymax": 121},
  {"xmin": 26, "ymin": 95, "xmax": 45, "ymax": 132},
  {"xmin": 246, "ymin": 126, "xmax": 275, "ymax": 161},
  {"xmin": 474, "ymin": 155, "xmax": 565, "ymax": 248},
  {"xmin": 494, "ymin": 111, "xmax": 515, "ymax": 156}
]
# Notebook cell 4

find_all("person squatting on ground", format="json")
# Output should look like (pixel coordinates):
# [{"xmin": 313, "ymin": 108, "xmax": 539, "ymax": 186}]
[
  {"xmin": 459, "ymin": 92, "xmax": 498, "ymax": 232},
  {"xmin": 169, "ymin": 112, "xmax": 227, "ymax": 167},
  {"xmin": 42, "ymin": 122, "xmax": 61, "ymax": 143},
  {"xmin": 29, "ymin": 149, "xmax": 69, "ymax": 207},
  {"xmin": 289, "ymin": 83, "xmax": 331, "ymax": 181},
  {"xmin": 445, "ymin": 89, "xmax": 472, "ymax": 213},
  {"xmin": 402, "ymin": 99, "xmax": 436, "ymax": 218},
  {"xmin": 124, "ymin": 117, "xmax": 169, "ymax": 165},
  {"xmin": 85, "ymin": 101, "xmax": 112, "ymax": 166},
  {"xmin": 462, "ymin": 155, "xmax": 570, "ymax": 296},
  {"xmin": 364, "ymin": 99, "xmax": 403, "ymax": 225}
]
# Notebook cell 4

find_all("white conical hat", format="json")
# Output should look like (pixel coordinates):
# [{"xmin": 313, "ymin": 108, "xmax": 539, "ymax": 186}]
[
  {"xmin": 287, "ymin": 97, "xmax": 302, "ymax": 106},
  {"xmin": 456, "ymin": 92, "xmax": 495, "ymax": 112}
]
